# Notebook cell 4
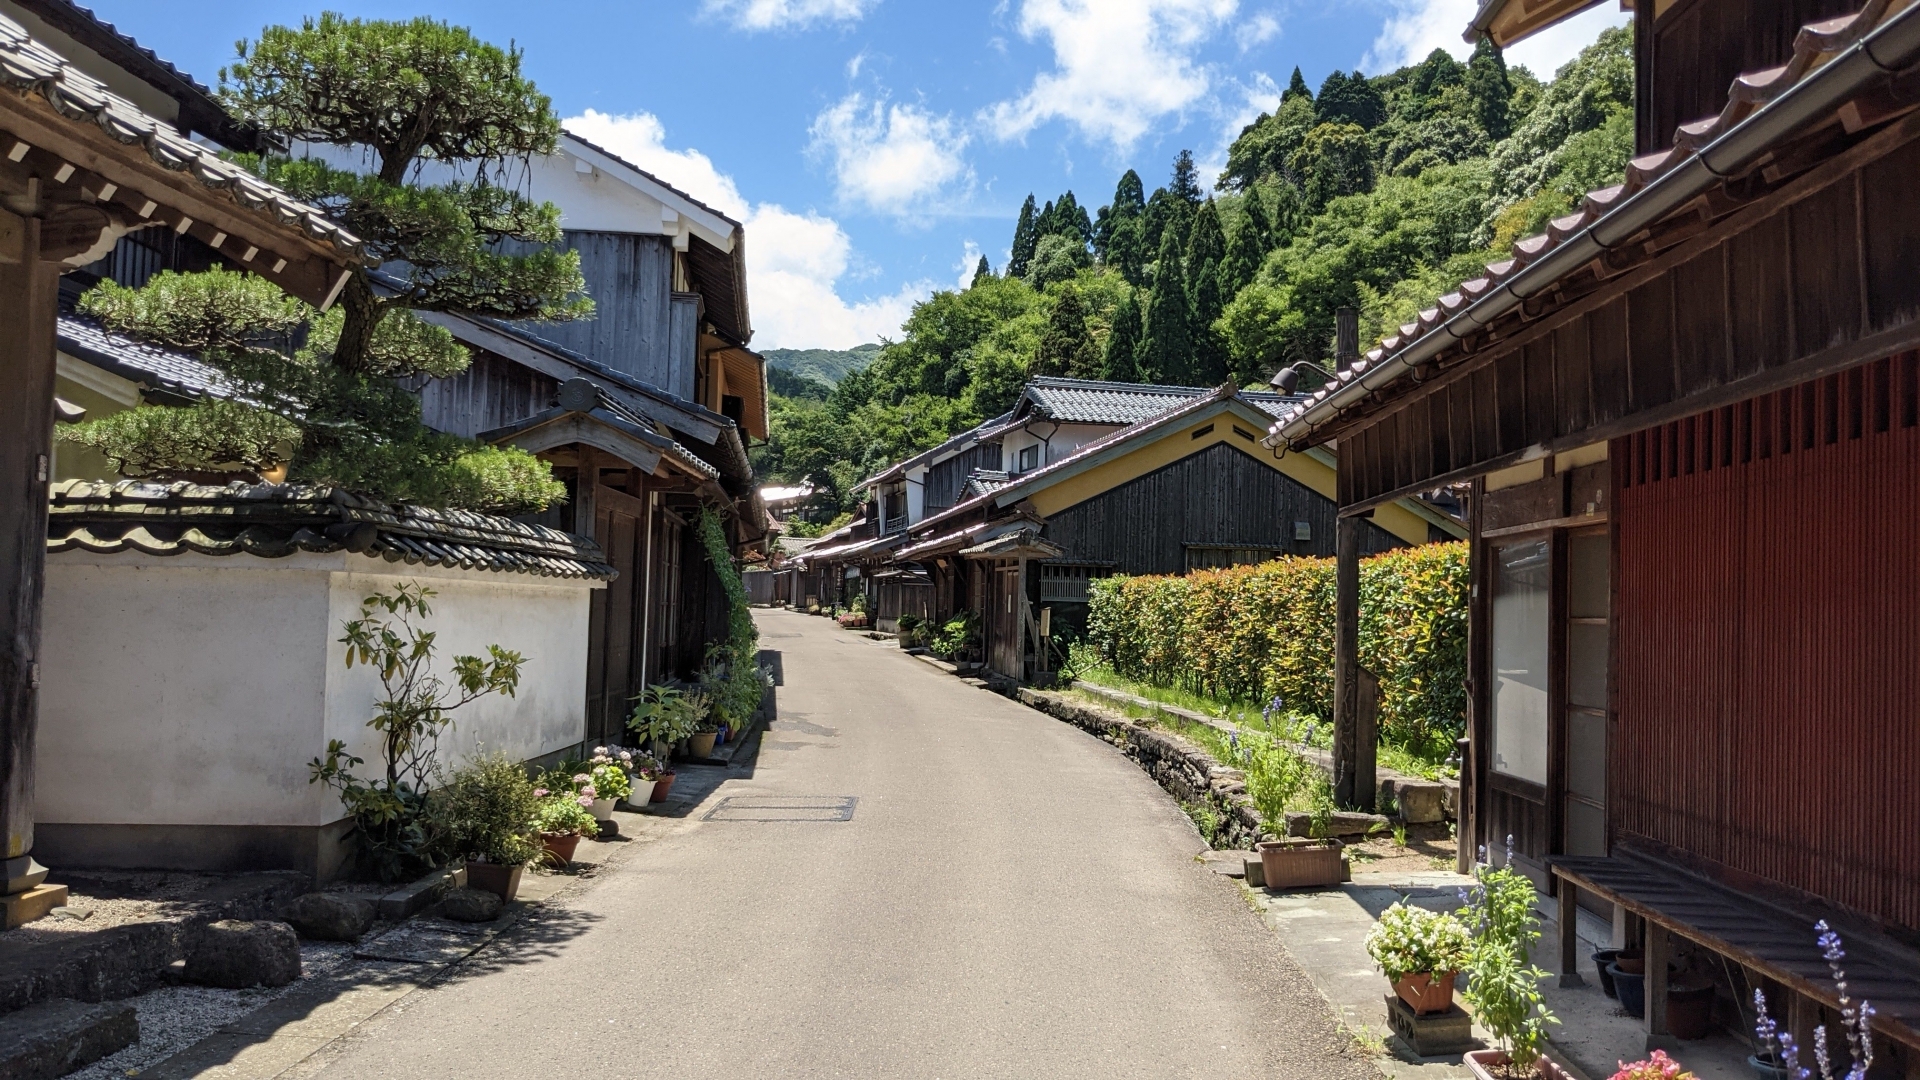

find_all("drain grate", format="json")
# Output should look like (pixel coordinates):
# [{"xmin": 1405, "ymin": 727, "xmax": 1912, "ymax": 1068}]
[{"xmin": 703, "ymin": 795, "xmax": 858, "ymax": 822}]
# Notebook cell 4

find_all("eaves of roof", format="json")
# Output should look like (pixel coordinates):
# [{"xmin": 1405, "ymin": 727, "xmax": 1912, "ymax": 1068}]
[
  {"xmin": 853, "ymin": 410, "xmax": 1015, "ymax": 493},
  {"xmin": 0, "ymin": 12, "xmax": 367, "ymax": 264},
  {"xmin": 1269, "ymin": 0, "xmax": 1920, "ymax": 451},
  {"xmin": 48, "ymin": 479, "xmax": 616, "ymax": 580},
  {"xmin": 57, "ymin": 312, "xmax": 222, "ymax": 400}
]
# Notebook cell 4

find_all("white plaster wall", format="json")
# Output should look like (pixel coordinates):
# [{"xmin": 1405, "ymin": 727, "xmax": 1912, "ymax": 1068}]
[{"xmin": 39, "ymin": 551, "xmax": 596, "ymax": 829}]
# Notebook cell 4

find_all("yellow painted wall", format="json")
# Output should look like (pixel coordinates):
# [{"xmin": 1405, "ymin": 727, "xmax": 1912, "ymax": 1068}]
[
  {"xmin": 1020, "ymin": 409, "xmax": 1433, "ymax": 547},
  {"xmin": 52, "ymin": 362, "xmax": 140, "ymax": 483}
]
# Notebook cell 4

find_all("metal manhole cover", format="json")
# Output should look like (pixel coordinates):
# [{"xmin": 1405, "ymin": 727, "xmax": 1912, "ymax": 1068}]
[{"xmin": 703, "ymin": 796, "xmax": 858, "ymax": 822}]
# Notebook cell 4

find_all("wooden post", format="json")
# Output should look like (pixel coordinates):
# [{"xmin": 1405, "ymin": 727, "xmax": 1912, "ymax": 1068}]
[
  {"xmin": 1558, "ymin": 879, "xmax": 1586, "ymax": 988},
  {"xmin": 0, "ymin": 213, "xmax": 58, "ymax": 884},
  {"xmin": 1333, "ymin": 513, "xmax": 1362, "ymax": 808},
  {"xmin": 1356, "ymin": 667, "xmax": 1378, "ymax": 812},
  {"xmin": 1644, "ymin": 921, "xmax": 1670, "ymax": 1036},
  {"xmin": 573, "ymin": 446, "xmax": 598, "ymax": 541}
]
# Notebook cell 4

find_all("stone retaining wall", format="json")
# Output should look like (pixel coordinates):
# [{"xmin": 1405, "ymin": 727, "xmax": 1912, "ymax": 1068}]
[{"xmin": 1017, "ymin": 690, "xmax": 1265, "ymax": 850}]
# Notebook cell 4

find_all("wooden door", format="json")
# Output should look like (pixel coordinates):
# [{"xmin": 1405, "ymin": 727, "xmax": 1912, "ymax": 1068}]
[
  {"xmin": 989, "ymin": 561, "xmax": 1022, "ymax": 679},
  {"xmin": 587, "ymin": 485, "xmax": 649, "ymax": 746},
  {"xmin": 1486, "ymin": 536, "xmax": 1551, "ymax": 874}
]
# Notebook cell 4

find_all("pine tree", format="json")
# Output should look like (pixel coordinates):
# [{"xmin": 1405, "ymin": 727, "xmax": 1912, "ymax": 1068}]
[
  {"xmin": 1466, "ymin": 38, "xmax": 1514, "ymax": 140},
  {"xmin": 1220, "ymin": 193, "xmax": 1267, "ymax": 298},
  {"xmin": 1009, "ymin": 194, "xmax": 1038, "ymax": 277},
  {"xmin": 1034, "ymin": 288, "xmax": 1097, "ymax": 377},
  {"xmin": 1316, "ymin": 69, "xmax": 1386, "ymax": 129},
  {"xmin": 1094, "ymin": 170, "xmax": 1147, "ymax": 285},
  {"xmin": 1139, "ymin": 227, "xmax": 1192, "ymax": 384},
  {"xmin": 1185, "ymin": 198, "xmax": 1226, "ymax": 286},
  {"xmin": 1053, "ymin": 191, "xmax": 1092, "ymax": 245},
  {"xmin": 1170, "ymin": 149, "xmax": 1203, "ymax": 207},
  {"xmin": 1103, "ymin": 290, "xmax": 1143, "ymax": 382},
  {"xmin": 1037, "ymin": 198, "xmax": 1057, "ymax": 238},
  {"xmin": 1188, "ymin": 257, "xmax": 1229, "ymax": 386},
  {"xmin": 60, "ymin": 14, "xmax": 585, "ymax": 511},
  {"xmin": 971, "ymin": 255, "xmax": 993, "ymax": 287},
  {"xmin": 1283, "ymin": 66, "xmax": 1312, "ymax": 103}
]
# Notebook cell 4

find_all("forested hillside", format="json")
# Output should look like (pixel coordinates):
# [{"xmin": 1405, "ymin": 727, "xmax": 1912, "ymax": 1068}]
[
  {"xmin": 754, "ymin": 28, "xmax": 1633, "ymax": 521},
  {"xmin": 762, "ymin": 344, "xmax": 882, "ymax": 386}
]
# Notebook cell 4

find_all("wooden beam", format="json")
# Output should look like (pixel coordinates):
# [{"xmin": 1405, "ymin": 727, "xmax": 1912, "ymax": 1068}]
[
  {"xmin": 573, "ymin": 447, "xmax": 598, "ymax": 542},
  {"xmin": 0, "ymin": 212, "xmax": 59, "ymax": 870},
  {"xmin": 1333, "ymin": 515, "xmax": 1362, "ymax": 808}
]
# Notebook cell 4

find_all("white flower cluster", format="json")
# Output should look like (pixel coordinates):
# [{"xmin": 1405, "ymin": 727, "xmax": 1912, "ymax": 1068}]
[{"xmin": 1365, "ymin": 902, "xmax": 1472, "ymax": 980}]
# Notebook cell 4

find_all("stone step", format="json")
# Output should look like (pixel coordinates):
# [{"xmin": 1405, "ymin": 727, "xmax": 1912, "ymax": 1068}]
[{"xmin": 0, "ymin": 999, "xmax": 136, "ymax": 1080}]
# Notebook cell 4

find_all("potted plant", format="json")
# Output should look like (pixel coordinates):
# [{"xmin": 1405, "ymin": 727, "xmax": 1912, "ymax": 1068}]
[
  {"xmin": 434, "ymin": 754, "xmax": 540, "ymax": 901},
  {"xmin": 1366, "ymin": 903, "xmax": 1472, "ymax": 1014},
  {"xmin": 628, "ymin": 683, "xmax": 704, "ymax": 764},
  {"xmin": 586, "ymin": 752, "xmax": 631, "ymax": 819},
  {"xmin": 620, "ymin": 749, "xmax": 661, "ymax": 806},
  {"xmin": 1752, "ymin": 921, "xmax": 1875, "ymax": 1080},
  {"xmin": 1459, "ymin": 844, "xmax": 1562, "ymax": 1080},
  {"xmin": 530, "ymin": 790, "xmax": 599, "ymax": 867},
  {"xmin": 642, "ymin": 756, "xmax": 676, "ymax": 803},
  {"xmin": 1607, "ymin": 1052, "xmax": 1695, "ymax": 1080},
  {"xmin": 1246, "ymin": 743, "xmax": 1345, "ymax": 890}
]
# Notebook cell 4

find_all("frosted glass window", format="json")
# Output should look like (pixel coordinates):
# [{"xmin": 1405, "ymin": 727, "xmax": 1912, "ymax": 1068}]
[
  {"xmin": 1568, "ymin": 532, "xmax": 1609, "ymax": 618},
  {"xmin": 1566, "ymin": 711, "xmax": 1607, "ymax": 802},
  {"xmin": 1568, "ymin": 624, "xmax": 1609, "ymax": 709},
  {"xmin": 1491, "ymin": 540, "xmax": 1550, "ymax": 785}
]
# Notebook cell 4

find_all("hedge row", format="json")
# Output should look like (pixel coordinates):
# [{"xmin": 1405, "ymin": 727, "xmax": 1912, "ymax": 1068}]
[{"xmin": 1085, "ymin": 542, "xmax": 1468, "ymax": 756}]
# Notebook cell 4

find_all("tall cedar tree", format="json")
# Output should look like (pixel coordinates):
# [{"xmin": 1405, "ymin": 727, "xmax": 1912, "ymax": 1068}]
[
  {"xmin": 60, "ymin": 15, "xmax": 585, "ymax": 511},
  {"xmin": 1094, "ymin": 170, "xmax": 1147, "ymax": 285},
  {"xmin": 971, "ymin": 255, "xmax": 993, "ymax": 287},
  {"xmin": 1103, "ymin": 290, "xmax": 1143, "ymax": 382},
  {"xmin": 1315, "ymin": 69, "xmax": 1387, "ymax": 129},
  {"xmin": 1141, "ymin": 150, "xmax": 1202, "ymax": 269},
  {"xmin": 1008, "ymin": 195, "xmax": 1039, "ymax": 277},
  {"xmin": 1466, "ymin": 39, "xmax": 1514, "ymax": 140},
  {"xmin": 1185, "ymin": 200, "xmax": 1230, "ymax": 385},
  {"xmin": 1034, "ymin": 289, "xmax": 1097, "ymax": 378},
  {"xmin": 1282, "ymin": 66, "xmax": 1312, "ymax": 103},
  {"xmin": 1220, "ymin": 191, "xmax": 1268, "ymax": 303},
  {"xmin": 1139, "ymin": 227, "xmax": 1192, "ymax": 384}
]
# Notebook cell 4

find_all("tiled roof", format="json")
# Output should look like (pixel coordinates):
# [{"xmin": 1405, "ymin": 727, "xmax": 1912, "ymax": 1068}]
[
  {"xmin": 48, "ymin": 480, "xmax": 615, "ymax": 580},
  {"xmin": 57, "ymin": 313, "xmax": 224, "ymax": 398},
  {"xmin": 1021, "ymin": 378, "xmax": 1212, "ymax": 425},
  {"xmin": 1269, "ymin": 0, "xmax": 1920, "ymax": 442},
  {"xmin": 961, "ymin": 468, "xmax": 1012, "ymax": 497},
  {"xmin": 0, "ymin": 12, "xmax": 365, "ymax": 260}
]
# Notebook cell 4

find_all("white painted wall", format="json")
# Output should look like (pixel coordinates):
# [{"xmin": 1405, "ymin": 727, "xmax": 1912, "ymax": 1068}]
[
  {"xmin": 38, "ymin": 551, "xmax": 597, "ymax": 830},
  {"xmin": 1000, "ymin": 422, "xmax": 1122, "ymax": 472}
]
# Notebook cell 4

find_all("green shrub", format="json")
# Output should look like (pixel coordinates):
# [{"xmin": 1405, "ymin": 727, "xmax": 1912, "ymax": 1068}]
[
  {"xmin": 434, "ymin": 753, "xmax": 541, "ymax": 867},
  {"xmin": 1086, "ymin": 542, "xmax": 1467, "ymax": 757}
]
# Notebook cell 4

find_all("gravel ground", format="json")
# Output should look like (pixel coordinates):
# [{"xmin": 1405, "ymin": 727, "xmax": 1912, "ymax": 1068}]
[{"xmin": 66, "ymin": 939, "xmax": 360, "ymax": 1080}]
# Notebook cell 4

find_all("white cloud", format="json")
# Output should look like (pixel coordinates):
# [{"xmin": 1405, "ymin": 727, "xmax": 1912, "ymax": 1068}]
[
  {"xmin": 955, "ymin": 241, "xmax": 984, "ymax": 289},
  {"xmin": 1236, "ymin": 11, "xmax": 1281, "ymax": 51},
  {"xmin": 1199, "ymin": 71, "xmax": 1282, "ymax": 187},
  {"xmin": 808, "ymin": 93, "xmax": 973, "ymax": 216},
  {"xmin": 563, "ymin": 110, "xmax": 927, "ymax": 349},
  {"xmin": 984, "ymin": 0, "xmax": 1239, "ymax": 150},
  {"xmin": 703, "ymin": 0, "xmax": 876, "ymax": 31},
  {"xmin": 1364, "ymin": 0, "xmax": 1627, "ymax": 75}
]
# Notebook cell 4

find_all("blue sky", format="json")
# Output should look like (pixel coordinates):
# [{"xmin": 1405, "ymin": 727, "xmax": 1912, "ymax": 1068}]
[{"xmin": 121, "ymin": 0, "xmax": 1624, "ymax": 349}]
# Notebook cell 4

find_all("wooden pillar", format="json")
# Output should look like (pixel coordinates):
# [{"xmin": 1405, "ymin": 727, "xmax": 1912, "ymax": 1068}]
[
  {"xmin": 573, "ymin": 446, "xmax": 598, "ymax": 540},
  {"xmin": 1356, "ymin": 667, "xmax": 1378, "ymax": 813},
  {"xmin": 1333, "ymin": 513, "xmax": 1362, "ymax": 808},
  {"xmin": 0, "ymin": 213, "xmax": 59, "ymax": 883},
  {"xmin": 1644, "ymin": 921, "xmax": 1670, "ymax": 1036},
  {"xmin": 1558, "ymin": 880, "xmax": 1586, "ymax": 988}
]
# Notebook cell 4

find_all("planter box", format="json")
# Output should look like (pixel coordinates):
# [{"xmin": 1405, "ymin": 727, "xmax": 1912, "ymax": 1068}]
[
  {"xmin": 1257, "ymin": 838, "xmax": 1345, "ymax": 889},
  {"xmin": 1463, "ymin": 1050, "xmax": 1573, "ymax": 1080}
]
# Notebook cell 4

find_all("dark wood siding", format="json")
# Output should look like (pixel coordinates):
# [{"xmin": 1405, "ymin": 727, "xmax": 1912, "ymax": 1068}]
[
  {"xmin": 924, "ymin": 442, "xmax": 1003, "ymax": 514},
  {"xmin": 1042, "ymin": 442, "xmax": 1401, "ymax": 577},
  {"xmin": 512, "ymin": 231, "xmax": 678, "ymax": 391},
  {"xmin": 1638, "ymin": 0, "xmax": 1856, "ymax": 153},
  {"xmin": 1338, "ymin": 133, "xmax": 1920, "ymax": 509},
  {"xmin": 1612, "ymin": 355, "xmax": 1920, "ymax": 931},
  {"xmin": 417, "ymin": 348, "xmax": 558, "ymax": 439}
]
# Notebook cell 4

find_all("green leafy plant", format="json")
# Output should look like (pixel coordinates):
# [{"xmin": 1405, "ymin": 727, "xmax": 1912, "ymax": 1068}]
[
  {"xmin": 529, "ymin": 792, "xmax": 599, "ymax": 838},
  {"xmin": 1365, "ymin": 903, "xmax": 1471, "ymax": 981},
  {"xmin": 628, "ymin": 684, "xmax": 706, "ymax": 750},
  {"xmin": 1242, "ymin": 732, "xmax": 1313, "ymax": 837},
  {"xmin": 1459, "ymin": 849, "xmax": 1558, "ymax": 1071},
  {"xmin": 694, "ymin": 507, "xmax": 764, "ymax": 733},
  {"xmin": 434, "ymin": 752, "xmax": 541, "ymax": 866},
  {"xmin": 309, "ymin": 583, "xmax": 525, "ymax": 880},
  {"xmin": 588, "ymin": 760, "xmax": 630, "ymax": 802},
  {"xmin": 931, "ymin": 609, "xmax": 980, "ymax": 661}
]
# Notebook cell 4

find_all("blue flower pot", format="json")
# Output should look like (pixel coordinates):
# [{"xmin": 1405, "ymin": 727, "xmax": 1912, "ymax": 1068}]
[
  {"xmin": 1592, "ymin": 949, "xmax": 1622, "ymax": 998},
  {"xmin": 1609, "ymin": 962, "xmax": 1645, "ymax": 1017}
]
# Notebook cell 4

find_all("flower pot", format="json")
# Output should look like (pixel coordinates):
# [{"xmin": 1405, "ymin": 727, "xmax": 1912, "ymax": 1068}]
[
  {"xmin": 1256, "ymin": 838, "xmax": 1345, "ymax": 889},
  {"xmin": 1614, "ymin": 949, "xmax": 1646, "ymax": 974},
  {"xmin": 1393, "ymin": 971, "xmax": 1457, "ymax": 1015},
  {"xmin": 1666, "ymin": 980, "xmax": 1716, "ymax": 1040},
  {"xmin": 714, "ymin": 726, "xmax": 728, "ymax": 748},
  {"xmin": 1591, "ymin": 949, "xmax": 1622, "ymax": 998},
  {"xmin": 689, "ymin": 731, "xmax": 717, "ymax": 758},
  {"xmin": 624, "ymin": 779, "xmax": 657, "ymax": 808},
  {"xmin": 1463, "ymin": 1050, "xmax": 1573, "ymax": 1080},
  {"xmin": 464, "ymin": 860, "xmax": 522, "ymax": 902},
  {"xmin": 1748, "ymin": 1052, "xmax": 1791, "ymax": 1080},
  {"xmin": 589, "ymin": 797, "xmax": 617, "ymax": 821},
  {"xmin": 540, "ymin": 831, "xmax": 582, "ymax": 868},
  {"xmin": 1609, "ymin": 962, "xmax": 1646, "ymax": 1017},
  {"xmin": 648, "ymin": 772, "xmax": 676, "ymax": 803}
]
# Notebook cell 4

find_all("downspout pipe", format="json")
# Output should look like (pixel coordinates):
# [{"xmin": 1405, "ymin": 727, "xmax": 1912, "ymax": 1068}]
[{"xmin": 1269, "ymin": 2, "xmax": 1920, "ymax": 451}]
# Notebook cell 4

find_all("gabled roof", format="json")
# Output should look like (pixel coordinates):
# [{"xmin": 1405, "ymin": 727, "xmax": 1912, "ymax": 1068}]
[
  {"xmin": 960, "ymin": 468, "xmax": 1011, "ymax": 499},
  {"xmin": 854, "ymin": 409, "xmax": 1014, "ymax": 491},
  {"xmin": 48, "ymin": 479, "xmax": 616, "ymax": 580},
  {"xmin": 478, "ymin": 379, "xmax": 720, "ymax": 483},
  {"xmin": 1014, "ymin": 376, "xmax": 1306, "ymax": 426},
  {"xmin": 57, "ymin": 313, "xmax": 222, "ymax": 400},
  {"xmin": 1270, "ymin": 0, "xmax": 1920, "ymax": 451}
]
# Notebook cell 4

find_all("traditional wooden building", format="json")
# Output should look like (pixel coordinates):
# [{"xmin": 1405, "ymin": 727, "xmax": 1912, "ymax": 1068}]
[
  {"xmin": 1272, "ymin": 0, "xmax": 1920, "ymax": 1058},
  {"xmin": 0, "ymin": 5, "xmax": 366, "ymax": 911},
  {"xmin": 876, "ymin": 380, "xmax": 1463, "ymax": 681}
]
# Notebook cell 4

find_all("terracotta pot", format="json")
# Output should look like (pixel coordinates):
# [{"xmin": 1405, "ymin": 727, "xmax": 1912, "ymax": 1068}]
[
  {"xmin": 589, "ymin": 797, "xmax": 617, "ymax": 821},
  {"xmin": 1393, "ymin": 971, "xmax": 1458, "ymax": 1015},
  {"xmin": 1256, "ymin": 838, "xmax": 1345, "ymax": 889},
  {"xmin": 1667, "ymin": 980, "xmax": 1717, "ymax": 1040},
  {"xmin": 689, "ymin": 731, "xmax": 718, "ymax": 758},
  {"xmin": 624, "ymin": 779, "xmax": 657, "ymax": 807},
  {"xmin": 540, "ymin": 831, "xmax": 582, "ymax": 868},
  {"xmin": 1614, "ymin": 949, "xmax": 1646, "ymax": 974},
  {"xmin": 649, "ymin": 772, "xmax": 677, "ymax": 803},
  {"xmin": 1462, "ymin": 1050, "xmax": 1573, "ymax": 1080},
  {"xmin": 464, "ymin": 860, "xmax": 522, "ymax": 902}
]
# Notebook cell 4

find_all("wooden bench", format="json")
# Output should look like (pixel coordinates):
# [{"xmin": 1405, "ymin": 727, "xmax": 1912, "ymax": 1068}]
[{"xmin": 1550, "ymin": 849, "xmax": 1920, "ymax": 1056}]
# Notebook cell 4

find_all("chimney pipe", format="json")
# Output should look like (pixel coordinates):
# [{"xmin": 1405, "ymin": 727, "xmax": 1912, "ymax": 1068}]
[{"xmin": 1334, "ymin": 307, "xmax": 1359, "ymax": 369}]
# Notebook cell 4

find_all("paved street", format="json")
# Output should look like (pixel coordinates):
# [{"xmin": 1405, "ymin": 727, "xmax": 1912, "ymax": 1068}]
[{"xmin": 304, "ymin": 608, "xmax": 1375, "ymax": 1079}]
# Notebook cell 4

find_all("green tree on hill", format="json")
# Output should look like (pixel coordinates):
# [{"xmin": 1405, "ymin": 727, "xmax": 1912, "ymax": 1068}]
[
  {"xmin": 1104, "ymin": 290, "xmax": 1143, "ymax": 382},
  {"xmin": 1094, "ymin": 170, "xmax": 1148, "ymax": 284},
  {"xmin": 1140, "ymin": 227, "xmax": 1192, "ymax": 384},
  {"xmin": 1034, "ymin": 289, "xmax": 1098, "ymax": 378},
  {"xmin": 1009, "ymin": 194, "xmax": 1039, "ymax": 277}
]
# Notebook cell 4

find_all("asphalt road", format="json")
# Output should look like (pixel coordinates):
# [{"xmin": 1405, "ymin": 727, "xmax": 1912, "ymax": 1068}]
[{"xmin": 310, "ymin": 608, "xmax": 1376, "ymax": 1079}]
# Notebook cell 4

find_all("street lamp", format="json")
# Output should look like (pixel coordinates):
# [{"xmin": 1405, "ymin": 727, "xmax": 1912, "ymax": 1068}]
[{"xmin": 1269, "ymin": 360, "xmax": 1338, "ymax": 395}]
